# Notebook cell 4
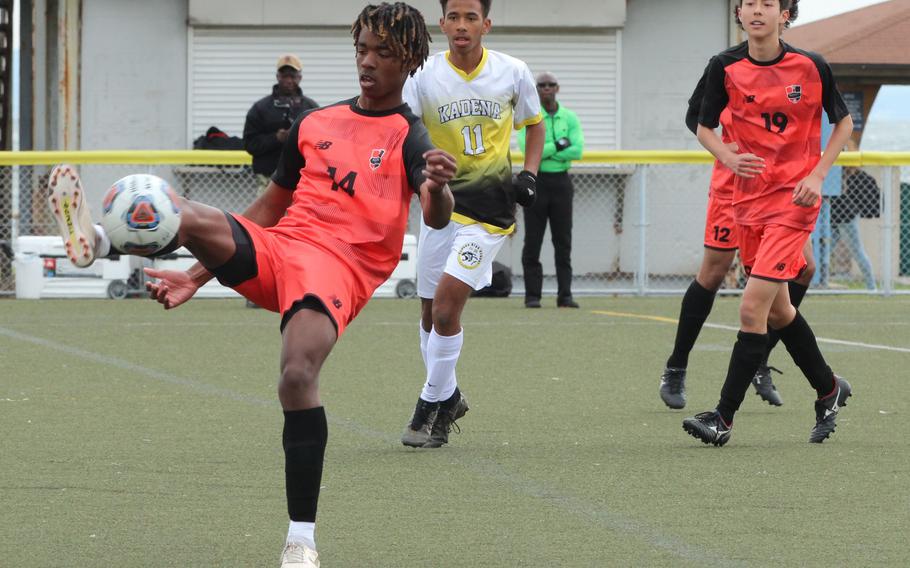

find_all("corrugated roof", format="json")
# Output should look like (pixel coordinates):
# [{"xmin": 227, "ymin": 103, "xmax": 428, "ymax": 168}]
[{"xmin": 785, "ymin": 0, "xmax": 910, "ymax": 65}]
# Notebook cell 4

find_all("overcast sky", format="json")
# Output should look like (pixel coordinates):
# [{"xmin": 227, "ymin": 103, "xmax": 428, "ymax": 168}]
[{"xmin": 793, "ymin": 0, "xmax": 894, "ymax": 25}]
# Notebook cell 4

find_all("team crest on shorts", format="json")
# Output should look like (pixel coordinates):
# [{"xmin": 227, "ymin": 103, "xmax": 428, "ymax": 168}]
[
  {"xmin": 786, "ymin": 84, "xmax": 802, "ymax": 104},
  {"xmin": 369, "ymin": 149, "xmax": 386, "ymax": 170},
  {"xmin": 457, "ymin": 242, "xmax": 484, "ymax": 270}
]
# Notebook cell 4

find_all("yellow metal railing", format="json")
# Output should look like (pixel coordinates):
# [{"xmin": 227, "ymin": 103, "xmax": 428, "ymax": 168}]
[{"xmin": 0, "ymin": 150, "xmax": 908, "ymax": 166}]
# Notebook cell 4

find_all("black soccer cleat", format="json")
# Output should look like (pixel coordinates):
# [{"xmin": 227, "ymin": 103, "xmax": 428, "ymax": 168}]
[
  {"xmin": 423, "ymin": 389, "xmax": 469, "ymax": 448},
  {"xmin": 683, "ymin": 411, "xmax": 732, "ymax": 447},
  {"xmin": 659, "ymin": 367, "xmax": 687, "ymax": 409},
  {"xmin": 401, "ymin": 398, "xmax": 439, "ymax": 448},
  {"xmin": 752, "ymin": 364, "xmax": 784, "ymax": 406},
  {"xmin": 809, "ymin": 375, "xmax": 852, "ymax": 444}
]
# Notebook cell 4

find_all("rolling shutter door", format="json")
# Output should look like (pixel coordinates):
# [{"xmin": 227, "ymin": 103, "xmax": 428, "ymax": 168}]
[{"xmin": 189, "ymin": 28, "xmax": 619, "ymax": 149}]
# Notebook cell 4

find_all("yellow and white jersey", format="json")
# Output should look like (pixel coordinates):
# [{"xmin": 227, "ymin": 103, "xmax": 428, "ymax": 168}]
[{"xmin": 404, "ymin": 48, "xmax": 542, "ymax": 233}]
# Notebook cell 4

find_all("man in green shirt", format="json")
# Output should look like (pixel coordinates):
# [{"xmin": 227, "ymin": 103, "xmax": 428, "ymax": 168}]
[{"xmin": 517, "ymin": 71, "xmax": 585, "ymax": 308}]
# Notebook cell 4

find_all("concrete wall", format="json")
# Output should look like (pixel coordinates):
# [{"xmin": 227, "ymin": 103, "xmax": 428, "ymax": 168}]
[
  {"xmin": 188, "ymin": 0, "xmax": 625, "ymax": 28},
  {"xmin": 80, "ymin": 0, "xmax": 188, "ymax": 151},
  {"xmin": 621, "ymin": 0, "xmax": 729, "ymax": 151},
  {"xmin": 614, "ymin": 0, "xmax": 729, "ymax": 277}
]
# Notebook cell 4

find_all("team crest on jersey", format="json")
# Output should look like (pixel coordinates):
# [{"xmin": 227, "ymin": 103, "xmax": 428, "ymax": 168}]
[
  {"xmin": 786, "ymin": 84, "xmax": 802, "ymax": 104},
  {"xmin": 369, "ymin": 149, "xmax": 386, "ymax": 170},
  {"xmin": 457, "ymin": 242, "xmax": 484, "ymax": 270}
]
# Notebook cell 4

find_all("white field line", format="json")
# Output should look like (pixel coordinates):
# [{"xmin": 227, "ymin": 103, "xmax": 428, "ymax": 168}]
[{"xmin": 592, "ymin": 310, "xmax": 910, "ymax": 354}]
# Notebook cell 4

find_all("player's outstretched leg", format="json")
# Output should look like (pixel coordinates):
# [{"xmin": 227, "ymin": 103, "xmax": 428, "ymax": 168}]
[
  {"xmin": 48, "ymin": 165, "xmax": 104, "ymax": 267},
  {"xmin": 49, "ymin": 165, "xmax": 240, "ymax": 279}
]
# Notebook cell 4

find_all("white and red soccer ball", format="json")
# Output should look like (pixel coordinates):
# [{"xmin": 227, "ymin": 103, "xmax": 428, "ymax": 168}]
[{"xmin": 100, "ymin": 174, "xmax": 181, "ymax": 255}]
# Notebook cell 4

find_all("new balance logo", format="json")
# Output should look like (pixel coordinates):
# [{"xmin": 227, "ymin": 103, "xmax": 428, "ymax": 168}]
[
  {"xmin": 776, "ymin": 262, "xmax": 787, "ymax": 271},
  {"xmin": 315, "ymin": 140, "xmax": 333, "ymax": 150},
  {"xmin": 744, "ymin": 95, "xmax": 756, "ymax": 103}
]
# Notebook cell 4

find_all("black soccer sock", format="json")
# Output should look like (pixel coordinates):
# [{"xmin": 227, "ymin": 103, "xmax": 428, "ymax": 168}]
[
  {"xmin": 776, "ymin": 311, "xmax": 836, "ymax": 397},
  {"xmin": 788, "ymin": 280, "xmax": 809, "ymax": 309},
  {"xmin": 716, "ymin": 331, "xmax": 768, "ymax": 424},
  {"xmin": 283, "ymin": 407, "xmax": 328, "ymax": 522},
  {"xmin": 765, "ymin": 281, "xmax": 810, "ymax": 359},
  {"xmin": 666, "ymin": 280, "xmax": 717, "ymax": 369}
]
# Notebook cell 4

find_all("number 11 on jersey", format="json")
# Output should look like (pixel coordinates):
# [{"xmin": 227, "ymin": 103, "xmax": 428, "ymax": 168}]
[{"xmin": 461, "ymin": 124, "xmax": 486, "ymax": 156}]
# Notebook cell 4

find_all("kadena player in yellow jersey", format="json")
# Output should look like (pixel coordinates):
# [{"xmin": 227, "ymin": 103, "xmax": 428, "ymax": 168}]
[{"xmin": 401, "ymin": 0, "xmax": 545, "ymax": 448}]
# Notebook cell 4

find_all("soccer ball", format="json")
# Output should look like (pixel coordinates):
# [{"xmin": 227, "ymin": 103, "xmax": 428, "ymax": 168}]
[{"xmin": 100, "ymin": 174, "xmax": 181, "ymax": 255}]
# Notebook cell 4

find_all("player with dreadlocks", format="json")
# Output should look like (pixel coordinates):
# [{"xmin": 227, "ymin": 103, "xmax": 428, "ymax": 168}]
[
  {"xmin": 46, "ymin": 3, "xmax": 452, "ymax": 567},
  {"xmin": 352, "ymin": 2, "xmax": 431, "ymax": 71}
]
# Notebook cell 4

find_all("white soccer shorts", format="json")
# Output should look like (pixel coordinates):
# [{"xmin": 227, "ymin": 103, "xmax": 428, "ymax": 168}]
[{"xmin": 416, "ymin": 218, "xmax": 507, "ymax": 299}]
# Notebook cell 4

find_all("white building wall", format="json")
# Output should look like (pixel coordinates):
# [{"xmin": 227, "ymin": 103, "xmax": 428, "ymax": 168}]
[
  {"xmin": 187, "ymin": 0, "xmax": 625, "ymax": 27},
  {"xmin": 616, "ymin": 0, "xmax": 730, "ymax": 276},
  {"xmin": 80, "ymin": 0, "xmax": 188, "ymax": 151},
  {"xmin": 621, "ymin": 0, "xmax": 729, "ymax": 150}
]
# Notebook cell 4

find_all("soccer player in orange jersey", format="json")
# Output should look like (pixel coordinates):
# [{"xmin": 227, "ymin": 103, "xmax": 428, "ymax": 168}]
[
  {"xmin": 681, "ymin": 0, "xmax": 854, "ymax": 446},
  {"xmin": 48, "ymin": 4, "xmax": 454, "ymax": 566},
  {"xmin": 659, "ymin": 73, "xmax": 816, "ymax": 411}
]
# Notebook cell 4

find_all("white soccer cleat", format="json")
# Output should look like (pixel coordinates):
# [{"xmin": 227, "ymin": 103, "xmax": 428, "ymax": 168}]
[
  {"xmin": 280, "ymin": 542, "xmax": 320, "ymax": 567},
  {"xmin": 48, "ymin": 164, "xmax": 97, "ymax": 267}
]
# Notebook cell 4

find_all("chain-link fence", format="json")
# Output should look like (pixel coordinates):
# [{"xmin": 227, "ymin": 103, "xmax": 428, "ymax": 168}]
[{"xmin": 2, "ymin": 154, "xmax": 908, "ymax": 297}]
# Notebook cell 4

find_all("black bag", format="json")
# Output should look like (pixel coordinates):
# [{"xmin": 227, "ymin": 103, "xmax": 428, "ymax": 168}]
[
  {"xmin": 193, "ymin": 126, "xmax": 244, "ymax": 151},
  {"xmin": 471, "ymin": 261, "xmax": 512, "ymax": 298}
]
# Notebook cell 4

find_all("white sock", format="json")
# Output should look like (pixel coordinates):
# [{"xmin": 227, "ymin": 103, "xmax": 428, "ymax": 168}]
[
  {"xmin": 419, "ymin": 322, "xmax": 430, "ymax": 370},
  {"xmin": 93, "ymin": 224, "xmax": 111, "ymax": 257},
  {"xmin": 420, "ymin": 327, "xmax": 463, "ymax": 402},
  {"xmin": 287, "ymin": 520, "xmax": 316, "ymax": 550}
]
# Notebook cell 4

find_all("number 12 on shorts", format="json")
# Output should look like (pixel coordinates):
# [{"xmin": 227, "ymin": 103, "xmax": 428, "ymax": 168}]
[
  {"xmin": 461, "ymin": 124, "xmax": 486, "ymax": 156},
  {"xmin": 713, "ymin": 225, "xmax": 731, "ymax": 243}
]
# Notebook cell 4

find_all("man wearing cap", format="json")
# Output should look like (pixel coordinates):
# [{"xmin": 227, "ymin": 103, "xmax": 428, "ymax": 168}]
[
  {"xmin": 517, "ymin": 71, "xmax": 585, "ymax": 309},
  {"xmin": 243, "ymin": 54, "xmax": 319, "ymax": 178}
]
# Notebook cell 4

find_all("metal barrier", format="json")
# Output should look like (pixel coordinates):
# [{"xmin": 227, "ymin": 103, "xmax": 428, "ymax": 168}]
[{"xmin": 2, "ymin": 150, "xmax": 909, "ymax": 296}]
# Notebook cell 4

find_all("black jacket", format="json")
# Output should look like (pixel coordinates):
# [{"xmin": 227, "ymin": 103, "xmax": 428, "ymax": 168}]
[
  {"xmin": 243, "ymin": 85, "xmax": 318, "ymax": 176},
  {"xmin": 831, "ymin": 169, "xmax": 881, "ymax": 224}
]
